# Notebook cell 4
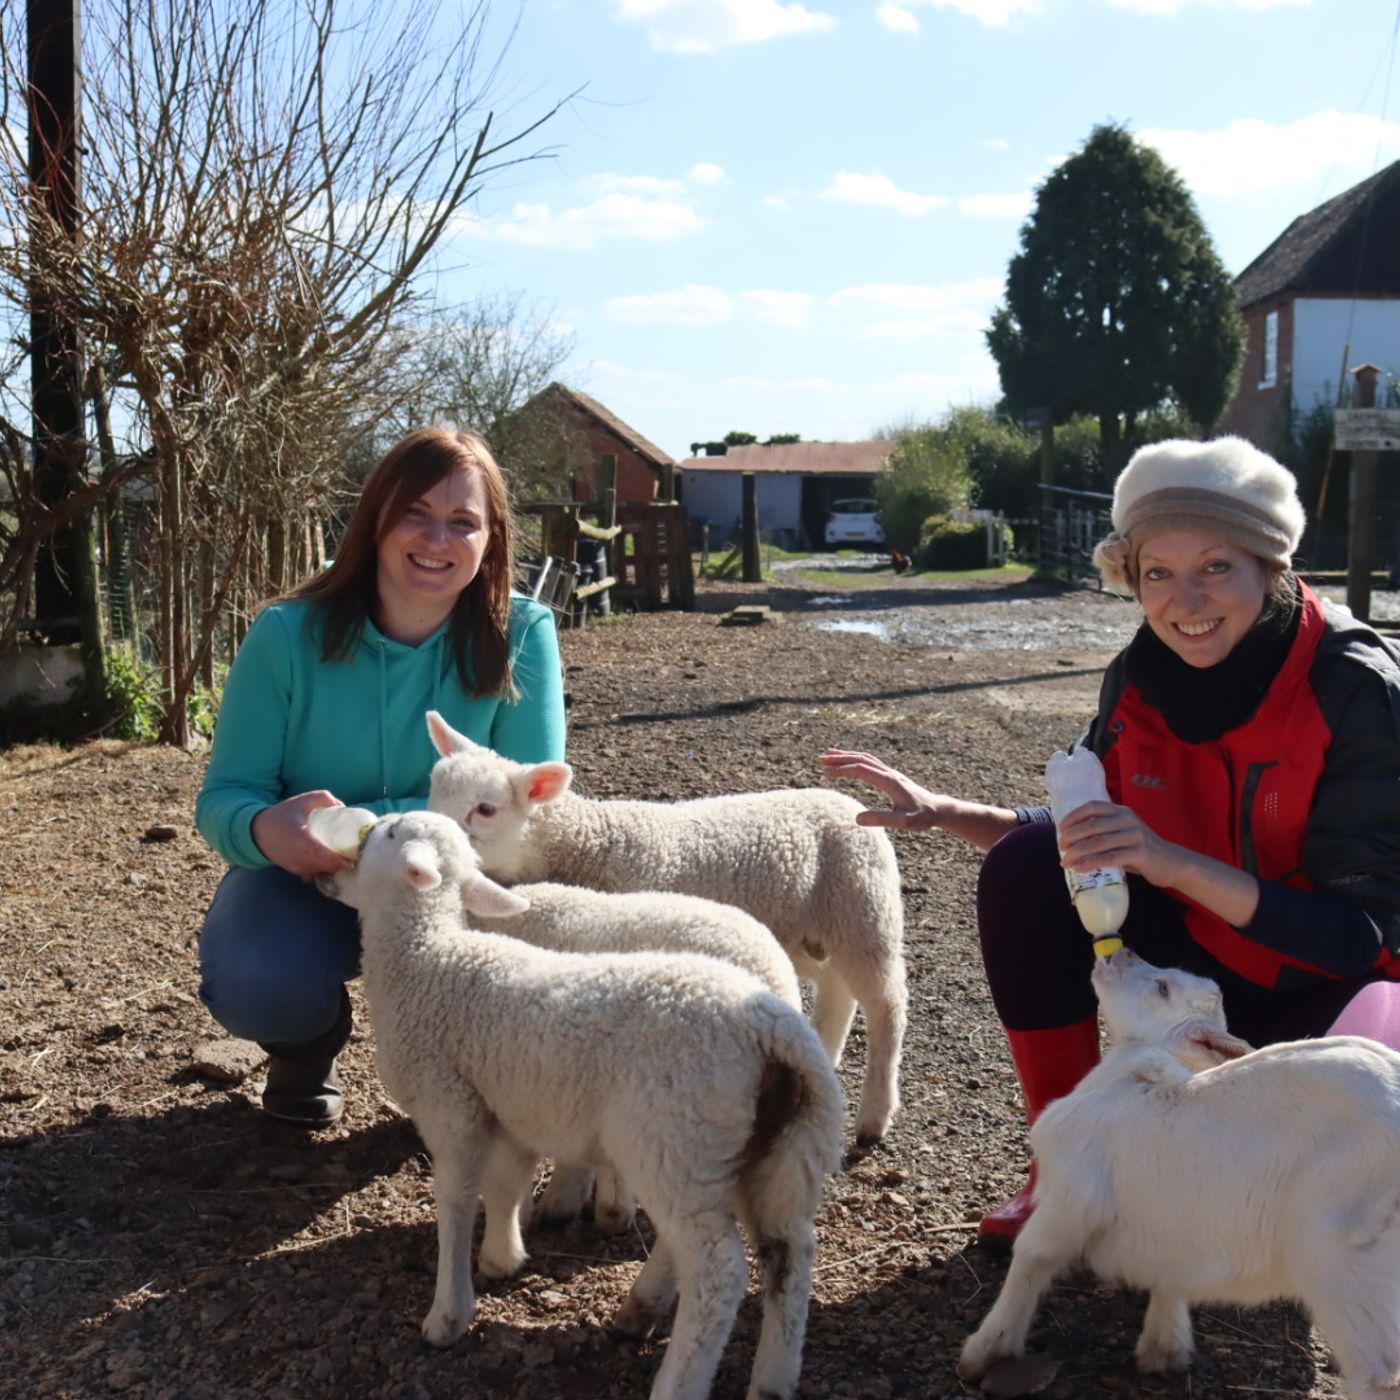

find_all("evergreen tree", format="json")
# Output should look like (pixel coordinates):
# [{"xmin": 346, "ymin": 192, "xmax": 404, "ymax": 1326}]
[{"xmin": 987, "ymin": 124, "xmax": 1243, "ymax": 473}]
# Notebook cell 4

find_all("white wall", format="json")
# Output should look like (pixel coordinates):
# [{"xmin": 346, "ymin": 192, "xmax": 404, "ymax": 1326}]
[
  {"xmin": 679, "ymin": 470, "xmax": 805, "ymax": 541},
  {"xmin": 1292, "ymin": 298, "xmax": 1400, "ymax": 411}
]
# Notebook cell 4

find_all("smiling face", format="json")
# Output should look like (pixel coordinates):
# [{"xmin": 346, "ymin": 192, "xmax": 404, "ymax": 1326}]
[
  {"xmin": 1135, "ymin": 528, "xmax": 1269, "ymax": 669},
  {"xmin": 373, "ymin": 466, "xmax": 491, "ymax": 645}
]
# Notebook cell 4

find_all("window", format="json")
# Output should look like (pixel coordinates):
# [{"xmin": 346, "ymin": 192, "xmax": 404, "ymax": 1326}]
[{"xmin": 1259, "ymin": 309, "xmax": 1278, "ymax": 389}]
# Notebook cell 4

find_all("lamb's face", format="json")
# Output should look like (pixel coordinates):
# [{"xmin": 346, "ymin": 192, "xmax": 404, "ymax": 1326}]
[{"xmin": 1093, "ymin": 949, "xmax": 1227, "ymax": 1046}]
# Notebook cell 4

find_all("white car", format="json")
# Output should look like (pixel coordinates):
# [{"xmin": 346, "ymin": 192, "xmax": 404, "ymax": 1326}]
[{"xmin": 824, "ymin": 498, "xmax": 885, "ymax": 547}]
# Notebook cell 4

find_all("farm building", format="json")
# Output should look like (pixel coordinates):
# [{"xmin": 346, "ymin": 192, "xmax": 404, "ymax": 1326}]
[
  {"xmin": 510, "ymin": 382, "xmax": 676, "ymax": 504},
  {"xmin": 1216, "ymin": 160, "xmax": 1400, "ymax": 449},
  {"xmin": 678, "ymin": 439, "xmax": 895, "ymax": 549}
]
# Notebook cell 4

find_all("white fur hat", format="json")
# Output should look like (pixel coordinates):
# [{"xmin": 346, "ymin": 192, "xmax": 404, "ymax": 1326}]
[{"xmin": 1092, "ymin": 437, "xmax": 1305, "ymax": 591}]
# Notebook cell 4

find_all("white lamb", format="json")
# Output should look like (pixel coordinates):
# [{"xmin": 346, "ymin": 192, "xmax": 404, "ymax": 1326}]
[
  {"xmin": 477, "ymin": 883, "xmax": 802, "ymax": 1233},
  {"xmin": 960, "ymin": 949, "xmax": 1400, "ymax": 1400},
  {"xmin": 424, "ymin": 709, "xmax": 907, "ymax": 1144},
  {"xmin": 323, "ymin": 809, "xmax": 845, "ymax": 1400}
]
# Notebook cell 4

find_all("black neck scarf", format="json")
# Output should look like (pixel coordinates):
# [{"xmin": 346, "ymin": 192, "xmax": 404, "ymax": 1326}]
[{"xmin": 1122, "ymin": 579, "xmax": 1302, "ymax": 744}]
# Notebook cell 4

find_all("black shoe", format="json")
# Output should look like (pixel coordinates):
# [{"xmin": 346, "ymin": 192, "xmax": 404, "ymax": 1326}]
[
  {"xmin": 259, "ymin": 989, "xmax": 351, "ymax": 1127},
  {"xmin": 262, "ymin": 1054, "xmax": 344, "ymax": 1126}
]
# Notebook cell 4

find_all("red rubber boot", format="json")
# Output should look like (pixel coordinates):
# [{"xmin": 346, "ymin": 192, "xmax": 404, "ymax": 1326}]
[{"xmin": 977, "ymin": 1017, "xmax": 1100, "ymax": 1245}]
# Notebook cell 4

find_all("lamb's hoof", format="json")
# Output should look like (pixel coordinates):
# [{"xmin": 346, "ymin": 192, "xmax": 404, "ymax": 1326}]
[
  {"xmin": 594, "ymin": 1204, "xmax": 636, "ymax": 1236},
  {"xmin": 476, "ymin": 1247, "xmax": 527, "ymax": 1280},
  {"xmin": 1135, "ymin": 1340, "xmax": 1194, "ymax": 1374},
  {"xmin": 608, "ymin": 1296, "xmax": 666, "ymax": 1342},
  {"xmin": 421, "ymin": 1312, "xmax": 468, "ymax": 1349},
  {"xmin": 958, "ymin": 1332, "xmax": 1016, "ymax": 1384}
]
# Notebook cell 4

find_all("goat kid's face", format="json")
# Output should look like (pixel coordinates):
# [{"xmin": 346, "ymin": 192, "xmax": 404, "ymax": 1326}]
[
  {"xmin": 1093, "ymin": 950, "xmax": 1228, "ymax": 1046},
  {"xmin": 318, "ymin": 811, "xmax": 531, "ymax": 921},
  {"xmin": 425, "ymin": 710, "xmax": 573, "ymax": 861}
]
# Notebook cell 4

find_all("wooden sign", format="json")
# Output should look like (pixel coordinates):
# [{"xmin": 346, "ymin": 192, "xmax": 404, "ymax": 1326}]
[{"xmin": 1335, "ymin": 408, "xmax": 1400, "ymax": 451}]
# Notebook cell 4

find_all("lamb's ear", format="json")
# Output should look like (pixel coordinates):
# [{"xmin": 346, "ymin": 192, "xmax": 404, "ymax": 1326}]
[
  {"xmin": 426, "ymin": 710, "xmax": 485, "ymax": 759},
  {"xmin": 514, "ymin": 761, "xmax": 573, "ymax": 808},
  {"xmin": 461, "ymin": 874, "xmax": 531, "ymax": 919},
  {"xmin": 401, "ymin": 840, "xmax": 444, "ymax": 891}
]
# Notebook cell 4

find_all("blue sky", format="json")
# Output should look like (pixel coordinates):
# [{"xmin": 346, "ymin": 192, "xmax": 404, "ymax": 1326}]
[{"xmin": 432, "ymin": 0, "xmax": 1400, "ymax": 461}]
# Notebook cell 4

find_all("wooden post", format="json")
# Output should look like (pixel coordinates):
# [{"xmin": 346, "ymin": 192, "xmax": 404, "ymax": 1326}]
[
  {"xmin": 29, "ymin": 0, "xmax": 103, "ymax": 695},
  {"xmin": 1346, "ymin": 365, "xmax": 1380, "ymax": 623},
  {"xmin": 740, "ymin": 472, "xmax": 761, "ymax": 583},
  {"xmin": 659, "ymin": 460, "xmax": 675, "ymax": 502}
]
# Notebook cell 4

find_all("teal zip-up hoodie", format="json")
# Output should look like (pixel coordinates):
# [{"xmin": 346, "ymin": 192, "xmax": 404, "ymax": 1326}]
[{"xmin": 196, "ymin": 594, "xmax": 565, "ymax": 868}]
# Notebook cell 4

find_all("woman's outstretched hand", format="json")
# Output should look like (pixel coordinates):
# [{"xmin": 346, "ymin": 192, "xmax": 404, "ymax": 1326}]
[
  {"xmin": 252, "ymin": 791, "xmax": 356, "ymax": 879},
  {"xmin": 818, "ymin": 749, "xmax": 950, "ymax": 830}
]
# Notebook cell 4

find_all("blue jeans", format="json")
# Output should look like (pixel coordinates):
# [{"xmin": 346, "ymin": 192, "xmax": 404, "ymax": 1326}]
[{"xmin": 199, "ymin": 866, "xmax": 361, "ymax": 1046}]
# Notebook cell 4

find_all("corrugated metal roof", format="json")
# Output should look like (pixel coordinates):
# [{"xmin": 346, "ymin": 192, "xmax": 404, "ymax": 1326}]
[{"xmin": 678, "ymin": 440, "xmax": 895, "ymax": 475}]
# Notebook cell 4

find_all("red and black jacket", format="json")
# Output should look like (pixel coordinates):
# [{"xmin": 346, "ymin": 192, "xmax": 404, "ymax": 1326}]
[{"xmin": 1087, "ymin": 583, "xmax": 1400, "ymax": 991}]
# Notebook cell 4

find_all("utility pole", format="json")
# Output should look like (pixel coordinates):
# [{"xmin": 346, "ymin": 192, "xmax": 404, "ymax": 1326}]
[{"xmin": 28, "ymin": 0, "xmax": 103, "ymax": 695}]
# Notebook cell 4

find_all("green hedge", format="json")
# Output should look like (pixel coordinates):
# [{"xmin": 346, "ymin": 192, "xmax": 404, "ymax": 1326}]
[{"xmin": 916, "ymin": 514, "xmax": 1013, "ymax": 570}]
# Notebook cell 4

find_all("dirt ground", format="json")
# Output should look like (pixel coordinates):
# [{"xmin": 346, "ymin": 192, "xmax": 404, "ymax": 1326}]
[{"xmin": 0, "ymin": 565, "xmax": 1363, "ymax": 1400}]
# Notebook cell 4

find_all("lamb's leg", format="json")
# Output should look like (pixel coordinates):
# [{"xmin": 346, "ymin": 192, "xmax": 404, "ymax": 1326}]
[
  {"xmin": 808, "ymin": 967, "xmax": 858, "ymax": 1067},
  {"xmin": 838, "ymin": 951, "xmax": 908, "ymax": 1144},
  {"xmin": 594, "ymin": 1162, "xmax": 639, "ymax": 1235},
  {"xmin": 745, "ymin": 1221, "xmax": 816, "ymax": 1400},
  {"xmin": 478, "ymin": 1136, "xmax": 537, "ymax": 1279},
  {"xmin": 536, "ymin": 1163, "xmax": 594, "ymax": 1228},
  {"xmin": 1135, "ymin": 1292, "xmax": 1195, "ymax": 1372},
  {"xmin": 611, "ymin": 1237, "xmax": 678, "ymax": 1340},
  {"xmin": 958, "ymin": 1212, "xmax": 1075, "ymax": 1381},
  {"xmin": 419, "ymin": 1120, "xmax": 489, "ymax": 1347},
  {"xmin": 647, "ymin": 1216, "xmax": 748, "ymax": 1400}
]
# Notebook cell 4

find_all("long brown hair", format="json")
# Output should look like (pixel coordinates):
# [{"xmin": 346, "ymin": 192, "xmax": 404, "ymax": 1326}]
[{"xmin": 290, "ymin": 428, "xmax": 516, "ymax": 696}]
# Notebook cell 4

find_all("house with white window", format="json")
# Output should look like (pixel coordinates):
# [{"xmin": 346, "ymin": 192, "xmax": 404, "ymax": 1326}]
[{"xmin": 1215, "ymin": 160, "xmax": 1400, "ymax": 449}]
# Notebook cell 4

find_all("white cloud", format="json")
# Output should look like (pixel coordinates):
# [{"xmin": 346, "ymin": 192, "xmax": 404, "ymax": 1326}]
[
  {"xmin": 877, "ymin": 3, "xmax": 920, "ymax": 31},
  {"xmin": 605, "ymin": 284, "xmax": 735, "ymax": 325},
  {"xmin": 458, "ymin": 193, "xmax": 705, "ymax": 250},
  {"xmin": 1139, "ymin": 110, "xmax": 1400, "ymax": 197},
  {"xmin": 583, "ymin": 173, "xmax": 688, "ymax": 196},
  {"xmin": 957, "ymin": 191, "xmax": 1033, "ymax": 218},
  {"xmin": 611, "ymin": 0, "xmax": 837, "ymax": 53},
  {"xmin": 1111, "ymin": 0, "xmax": 1307, "ymax": 12},
  {"xmin": 689, "ymin": 162, "xmax": 727, "ymax": 185},
  {"xmin": 828, "ymin": 279, "xmax": 998, "ymax": 312},
  {"xmin": 821, "ymin": 171, "xmax": 949, "ymax": 215},
  {"xmin": 981, "ymin": 137, "xmax": 1010, "ymax": 151},
  {"xmin": 604, "ymin": 284, "xmax": 813, "ymax": 328},
  {"xmin": 741, "ymin": 289, "xmax": 813, "ymax": 327},
  {"xmin": 860, "ymin": 311, "xmax": 989, "ymax": 338},
  {"xmin": 881, "ymin": 0, "xmax": 1042, "ymax": 27},
  {"xmin": 762, "ymin": 194, "xmax": 792, "ymax": 212}
]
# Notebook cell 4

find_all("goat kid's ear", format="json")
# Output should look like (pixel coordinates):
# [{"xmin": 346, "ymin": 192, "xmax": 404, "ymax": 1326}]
[
  {"xmin": 515, "ymin": 762, "xmax": 572, "ymax": 808},
  {"xmin": 461, "ymin": 874, "xmax": 531, "ymax": 920},
  {"xmin": 426, "ymin": 710, "xmax": 485, "ymax": 759},
  {"xmin": 1186, "ymin": 1026, "xmax": 1253, "ymax": 1067},
  {"xmin": 401, "ymin": 840, "xmax": 444, "ymax": 891}
]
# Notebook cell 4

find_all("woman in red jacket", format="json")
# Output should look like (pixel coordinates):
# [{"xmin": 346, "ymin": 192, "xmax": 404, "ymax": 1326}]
[{"xmin": 822, "ymin": 437, "xmax": 1400, "ymax": 1242}]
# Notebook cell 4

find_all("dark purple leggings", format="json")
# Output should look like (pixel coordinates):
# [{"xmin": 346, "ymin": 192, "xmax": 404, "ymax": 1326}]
[{"xmin": 977, "ymin": 821, "xmax": 1400, "ymax": 1049}]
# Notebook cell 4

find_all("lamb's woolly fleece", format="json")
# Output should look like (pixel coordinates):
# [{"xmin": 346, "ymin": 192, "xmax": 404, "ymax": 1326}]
[
  {"xmin": 1093, "ymin": 437, "xmax": 1305, "ymax": 591},
  {"xmin": 475, "ymin": 882, "xmax": 801, "ymax": 1232},
  {"xmin": 329, "ymin": 810, "xmax": 844, "ymax": 1399},
  {"xmin": 962, "ymin": 954, "xmax": 1400, "ymax": 1400},
  {"xmin": 424, "ymin": 711, "xmax": 908, "ymax": 1143},
  {"xmin": 476, "ymin": 883, "xmax": 801, "ymax": 1008}
]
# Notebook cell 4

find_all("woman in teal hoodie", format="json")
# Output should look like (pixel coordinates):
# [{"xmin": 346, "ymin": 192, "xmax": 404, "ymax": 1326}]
[{"xmin": 196, "ymin": 427, "xmax": 565, "ymax": 1125}]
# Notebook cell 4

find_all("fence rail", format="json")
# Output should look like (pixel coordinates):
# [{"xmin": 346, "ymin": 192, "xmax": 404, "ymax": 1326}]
[{"xmin": 1037, "ymin": 483, "xmax": 1113, "ymax": 586}]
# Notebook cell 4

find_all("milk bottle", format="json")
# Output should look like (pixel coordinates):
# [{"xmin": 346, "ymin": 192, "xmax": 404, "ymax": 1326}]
[{"xmin": 1044, "ymin": 748, "xmax": 1128, "ymax": 956}]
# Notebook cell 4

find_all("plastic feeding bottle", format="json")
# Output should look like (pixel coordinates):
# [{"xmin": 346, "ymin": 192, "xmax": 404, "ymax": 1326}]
[
  {"xmin": 307, "ymin": 805, "xmax": 376, "ymax": 858},
  {"xmin": 1044, "ymin": 748, "xmax": 1128, "ymax": 957}
]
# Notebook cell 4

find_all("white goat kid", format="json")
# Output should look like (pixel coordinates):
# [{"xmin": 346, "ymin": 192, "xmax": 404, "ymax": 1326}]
[
  {"xmin": 326, "ymin": 810, "xmax": 844, "ymax": 1400},
  {"xmin": 961, "ymin": 949, "xmax": 1400, "ymax": 1400},
  {"xmin": 471, "ymin": 882, "xmax": 801, "ymax": 1234},
  {"xmin": 424, "ymin": 710, "xmax": 907, "ymax": 1144}
]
